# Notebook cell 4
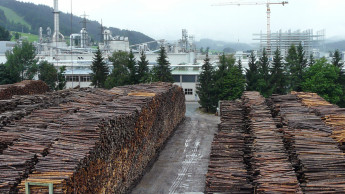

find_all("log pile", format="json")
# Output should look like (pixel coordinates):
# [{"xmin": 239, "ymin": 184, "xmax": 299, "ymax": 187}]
[
  {"xmin": 0, "ymin": 80, "xmax": 49, "ymax": 100},
  {"xmin": 205, "ymin": 101, "xmax": 253, "ymax": 193},
  {"xmin": 243, "ymin": 92, "xmax": 301, "ymax": 193},
  {"xmin": 0, "ymin": 83, "xmax": 185, "ymax": 193},
  {"xmin": 292, "ymin": 92, "xmax": 345, "ymax": 149},
  {"xmin": 269, "ymin": 94, "xmax": 345, "ymax": 193}
]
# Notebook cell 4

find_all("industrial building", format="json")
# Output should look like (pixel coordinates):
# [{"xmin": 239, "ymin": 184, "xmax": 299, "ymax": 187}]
[{"xmin": 34, "ymin": 0, "xmax": 205, "ymax": 101}]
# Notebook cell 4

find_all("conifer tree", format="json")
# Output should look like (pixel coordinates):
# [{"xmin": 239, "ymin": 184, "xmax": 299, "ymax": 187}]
[
  {"xmin": 270, "ymin": 48, "xmax": 286, "ymax": 95},
  {"xmin": 257, "ymin": 49, "xmax": 271, "ymax": 97},
  {"xmin": 221, "ymin": 64, "xmax": 245, "ymax": 101},
  {"xmin": 245, "ymin": 51, "xmax": 259, "ymax": 91},
  {"xmin": 127, "ymin": 49, "xmax": 138, "ymax": 84},
  {"xmin": 152, "ymin": 46, "xmax": 174, "ymax": 82},
  {"xmin": 294, "ymin": 42, "xmax": 308, "ymax": 91},
  {"xmin": 237, "ymin": 58, "xmax": 242, "ymax": 72},
  {"xmin": 332, "ymin": 50, "xmax": 344, "ymax": 69},
  {"xmin": 332, "ymin": 50, "xmax": 345, "ymax": 107},
  {"xmin": 215, "ymin": 53, "xmax": 236, "ymax": 101},
  {"xmin": 286, "ymin": 44, "xmax": 298, "ymax": 91},
  {"xmin": 197, "ymin": 54, "xmax": 217, "ymax": 112},
  {"xmin": 309, "ymin": 54, "xmax": 315, "ymax": 66},
  {"xmin": 137, "ymin": 51, "xmax": 150, "ymax": 83},
  {"xmin": 90, "ymin": 47, "xmax": 109, "ymax": 88}
]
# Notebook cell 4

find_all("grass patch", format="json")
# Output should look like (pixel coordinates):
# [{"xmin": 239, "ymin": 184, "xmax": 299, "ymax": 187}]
[
  {"xmin": 0, "ymin": 5, "xmax": 31, "ymax": 30},
  {"xmin": 10, "ymin": 31, "xmax": 38, "ymax": 42}
]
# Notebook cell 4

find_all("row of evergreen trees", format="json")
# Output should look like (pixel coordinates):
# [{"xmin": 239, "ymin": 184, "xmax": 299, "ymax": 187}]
[
  {"xmin": 90, "ymin": 46, "xmax": 174, "ymax": 88},
  {"xmin": 197, "ymin": 43, "xmax": 345, "ymax": 112},
  {"xmin": 197, "ymin": 53, "xmax": 245, "ymax": 112}
]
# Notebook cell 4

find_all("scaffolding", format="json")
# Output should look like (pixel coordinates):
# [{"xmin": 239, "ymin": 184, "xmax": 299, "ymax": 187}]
[{"xmin": 253, "ymin": 29, "xmax": 325, "ymax": 58}]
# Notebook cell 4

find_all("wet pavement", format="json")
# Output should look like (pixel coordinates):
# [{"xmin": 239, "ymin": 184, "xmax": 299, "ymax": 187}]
[{"xmin": 132, "ymin": 102, "xmax": 220, "ymax": 194}]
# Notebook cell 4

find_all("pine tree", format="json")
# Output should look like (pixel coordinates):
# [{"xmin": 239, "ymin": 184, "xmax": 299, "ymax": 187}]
[
  {"xmin": 332, "ymin": 50, "xmax": 345, "ymax": 107},
  {"xmin": 221, "ymin": 65, "xmax": 245, "ymax": 101},
  {"xmin": 309, "ymin": 54, "xmax": 315, "ymax": 66},
  {"xmin": 245, "ymin": 51, "xmax": 259, "ymax": 91},
  {"xmin": 257, "ymin": 49, "xmax": 271, "ymax": 97},
  {"xmin": 90, "ymin": 47, "xmax": 109, "ymax": 88},
  {"xmin": 196, "ymin": 54, "xmax": 217, "ymax": 112},
  {"xmin": 127, "ymin": 49, "xmax": 137, "ymax": 84},
  {"xmin": 332, "ymin": 50, "xmax": 344, "ymax": 69},
  {"xmin": 152, "ymin": 46, "xmax": 174, "ymax": 82},
  {"xmin": 294, "ymin": 42, "xmax": 308, "ymax": 91},
  {"xmin": 215, "ymin": 53, "xmax": 236, "ymax": 101},
  {"xmin": 237, "ymin": 58, "xmax": 242, "ymax": 72},
  {"xmin": 270, "ymin": 48, "xmax": 286, "ymax": 95},
  {"xmin": 137, "ymin": 51, "xmax": 150, "ymax": 83},
  {"xmin": 286, "ymin": 44, "xmax": 298, "ymax": 91}
]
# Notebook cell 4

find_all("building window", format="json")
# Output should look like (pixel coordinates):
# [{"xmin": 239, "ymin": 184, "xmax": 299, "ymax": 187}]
[
  {"xmin": 182, "ymin": 75, "xmax": 196, "ymax": 83},
  {"xmin": 66, "ymin": 76, "xmax": 79, "ymax": 82},
  {"xmin": 80, "ymin": 76, "xmax": 91, "ymax": 82},
  {"xmin": 173, "ymin": 75, "xmax": 181, "ymax": 82},
  {"xmin": 184, "ymin": 88, "xmax": 193, "ymax": 95}
]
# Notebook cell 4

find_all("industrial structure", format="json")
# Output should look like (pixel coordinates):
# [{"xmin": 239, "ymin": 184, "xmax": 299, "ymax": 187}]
[
  {"xmin": 34, "ymin": 0, "xmax": 202, "ymax": 101},
  {"xmin": 213, "ymin": 0, "xmax": 288, "ymax": 55},
  {"xmin": 253, "ymin": 29, "xmax": 325, "ymax": 57}
]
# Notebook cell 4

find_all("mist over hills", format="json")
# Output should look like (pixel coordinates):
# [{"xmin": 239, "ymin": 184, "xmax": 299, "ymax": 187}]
[{"xmin": 195, "ymin": 39, "xmax": 254, "ymax": 53}]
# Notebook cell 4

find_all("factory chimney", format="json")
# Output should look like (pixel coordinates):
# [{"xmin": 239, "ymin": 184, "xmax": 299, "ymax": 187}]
[{"xmin": 52, "ymin": 0, "xmax": 64, "ymax": 42}]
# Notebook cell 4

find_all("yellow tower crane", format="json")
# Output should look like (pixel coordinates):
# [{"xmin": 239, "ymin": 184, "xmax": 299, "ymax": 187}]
[{"xmin": 213, "ymin": 0, "xmax": 288, "ymax": 55}]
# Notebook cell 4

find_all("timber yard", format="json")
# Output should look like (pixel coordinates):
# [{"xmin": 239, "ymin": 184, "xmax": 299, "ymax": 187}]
[{"xmin": 1, "ymin": 0, "xmax": 345, "ymax": 193}]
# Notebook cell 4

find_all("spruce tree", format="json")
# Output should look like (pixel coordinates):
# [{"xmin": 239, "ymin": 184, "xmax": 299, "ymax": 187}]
[
  {"xmin": 332, "ymin": 50, "xmax": 345, "ymax": 107},
  {"xmin": 332, "ymin": 50, "xmax": 344, "ymax": 69},
  {"xmin": 245, "ymin": 51, "xmax": 259, "ymax": 91},
  {"xmin": 90, "ymin": 47, "xmax": 109, "ymax": 88},
  {"xmin": 286, "ymin": 44, "xmax": 298, "ymax": 91},
  {"xmin": 127, "ymin": 49, "xmax": 138, "ymax": 84},
  {"xmin": 196, "ymin": 54, "xmax": 217, "ymax": 112},
  {"xmin": 237, "ymin": 58, "xmax": 242, "ymax": 72},
  {"xmin": 221, "ymin": 65, "xmax": 245, "ymax": 101},
  {"xmin": 309, "ymin": 54, "xmax": 315, "ymax": 66},
  {"xmin": 152, "ymin": 46, "xmax": 174, "ymax": 82},
  {"xmin": 137, "ymin": 51, "xmax": 150, "ymax": 83},
  {"xmin": 294, "ymin": 42, "xmax": 308, "ymax": 91},
  {"xmin": 257, "ymin": 49, "xmax": 271, "ymax": 97},
  {"xmin": 215, "ymin": 53, "xmax": 236, "ymax": 101},
  {"xmin": 270, "ymin": 48, "xmax": 286, "ymax": 95}
]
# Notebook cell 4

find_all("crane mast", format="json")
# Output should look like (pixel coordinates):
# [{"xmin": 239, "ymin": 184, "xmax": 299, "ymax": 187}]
[{"xmin": 213, "ymin": 0, "xmax": 288, "ymax": 55}]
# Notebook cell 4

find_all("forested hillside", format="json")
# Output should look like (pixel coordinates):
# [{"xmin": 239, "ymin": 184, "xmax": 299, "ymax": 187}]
[{"xmin": 0, "ymin": 0, "xmax": 155, "ymax": 45}]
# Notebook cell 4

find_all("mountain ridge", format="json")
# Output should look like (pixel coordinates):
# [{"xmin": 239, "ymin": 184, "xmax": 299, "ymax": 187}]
[{"xmin": 0, "ymin": 0, "xmax": 155, "ymax": 45}]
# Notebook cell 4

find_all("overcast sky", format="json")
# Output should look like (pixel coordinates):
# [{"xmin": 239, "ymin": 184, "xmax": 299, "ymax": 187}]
[{"xmin": 19, "ymin": 0, "xmax": 345, "ymax": 43}]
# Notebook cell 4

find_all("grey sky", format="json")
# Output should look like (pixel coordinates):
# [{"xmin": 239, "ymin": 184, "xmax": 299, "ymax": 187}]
[{"xmin": 19, "ymin": 0, "xmax": 345, "ymax": 43}]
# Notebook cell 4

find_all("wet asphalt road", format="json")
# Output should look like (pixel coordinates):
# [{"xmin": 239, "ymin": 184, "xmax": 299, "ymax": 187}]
[{"xmin": 131, "ymin": 102, "xmax": 220, "ymax": 194}]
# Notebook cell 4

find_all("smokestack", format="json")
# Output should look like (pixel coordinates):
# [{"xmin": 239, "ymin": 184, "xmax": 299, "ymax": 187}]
[{"xmin": 52, "ymin": 0, "xmax": 64, "ymax": 42}]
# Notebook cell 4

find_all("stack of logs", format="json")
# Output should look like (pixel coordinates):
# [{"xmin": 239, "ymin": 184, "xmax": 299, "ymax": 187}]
[
  {"xmin": 269, "ymin": 93, "xmax": 345, "ymax": 192},
  {"xmin": 293, "ymin": 92, "xmax": 345, "ymax": 150},
  {"xmin": 0, "ymin": 82, "xmax": 185, "ymax": 193},
  {"xmin": 243, "ymin": 92, "xmax": 301, "ymax": 193},
  {"xmin": 205, "ymin": 101, "xmax": 252, "ymax": 193},
  {"xmin": 0, "ymin": 80, "xmax": 49, "ymax": 100},
  {"xmin": 206, "ymin": 92, "xmax": 302, "ymax": 193}
]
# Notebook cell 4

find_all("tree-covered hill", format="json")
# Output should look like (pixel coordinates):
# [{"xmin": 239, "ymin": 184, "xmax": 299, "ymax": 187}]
[{"xmin": 0, "ymin": 0, "xmax": 155, "ymax": 45}]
